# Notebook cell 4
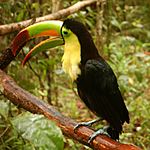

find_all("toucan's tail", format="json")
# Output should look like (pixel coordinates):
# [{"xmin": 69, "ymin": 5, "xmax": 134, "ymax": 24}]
[{"xmin": 107, "ymin": 126, "xmax": 121, "ymax": 140}]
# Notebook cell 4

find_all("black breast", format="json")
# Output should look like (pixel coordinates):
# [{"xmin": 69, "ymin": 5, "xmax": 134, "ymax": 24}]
[{"xmin": 76, "ymin": 58, "xmax": 129, "ymax": 133}]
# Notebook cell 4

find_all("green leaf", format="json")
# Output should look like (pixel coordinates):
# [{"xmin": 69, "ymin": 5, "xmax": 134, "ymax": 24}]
[
  {"xmin": 0, "ymin": 101, "xmax": 9, "ymax": 117},
  {"xmin": 12, "ymin": 113, "xmax": 64, "ymax": 150},
  {"xmin": 110, "ymin": 17, "xmax": 122, "ymax": 30}
]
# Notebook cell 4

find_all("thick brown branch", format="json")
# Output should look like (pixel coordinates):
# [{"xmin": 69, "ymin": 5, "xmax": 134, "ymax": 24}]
[
  {"xmin": 0, "ymin": 48, "xmax": 14, "ymax": 70},
  {"xmin": 0, "ymin": 69, "xmax": 141, "ymax": 150},
  {"xmin": 0, "ymin": 0, "xmax": 97, "ymax": 36}
]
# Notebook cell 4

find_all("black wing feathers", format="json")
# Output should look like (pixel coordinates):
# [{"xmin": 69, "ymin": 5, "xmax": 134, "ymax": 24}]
[{"xmin": 77, "ymin": 59, "xmax": 129, "ymax": 133}]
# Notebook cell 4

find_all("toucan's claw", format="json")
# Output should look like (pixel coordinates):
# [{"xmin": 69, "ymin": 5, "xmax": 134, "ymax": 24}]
[
  {"xmin": 88, "ymin": 126, "xmax": 110, "ymax": 144},
  {"xmin": 74, "ymin": 119, "xmax": 101, "ymax": 133}
]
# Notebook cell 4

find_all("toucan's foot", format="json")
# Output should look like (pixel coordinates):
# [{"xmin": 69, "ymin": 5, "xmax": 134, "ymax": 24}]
[
  {"xmin": 74, "ymin": 119, "xmax": 101, "ymax": 133},
  {"xmin": 88, "ymin": 126, "xmax": 110, "ymax": 144}
]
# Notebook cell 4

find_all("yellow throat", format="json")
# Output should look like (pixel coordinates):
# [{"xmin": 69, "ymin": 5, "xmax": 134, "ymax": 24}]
[{"xmin": 62, "ymin": 33, "xmax": 81, "ymax": 81}]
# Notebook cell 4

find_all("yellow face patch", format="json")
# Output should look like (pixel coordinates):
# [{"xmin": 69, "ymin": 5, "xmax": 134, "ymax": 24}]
[{"xmin": 61, "ymin": 28, "xmax": 81, "ymax": 81}]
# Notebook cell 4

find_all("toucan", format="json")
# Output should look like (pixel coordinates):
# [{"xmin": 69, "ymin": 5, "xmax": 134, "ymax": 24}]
[{"xmin": 11, "ymin": 19, "xmax": 129, "ymax": 142}]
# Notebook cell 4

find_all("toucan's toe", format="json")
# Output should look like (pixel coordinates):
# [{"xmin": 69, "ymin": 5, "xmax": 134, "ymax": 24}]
[
  {"xmin": 88, "ymin": 127, "xmax": 110, "ymax": 144},
  {"xmin": 74, "ymin": 119, "xmax": 101, "ymax": 133}
]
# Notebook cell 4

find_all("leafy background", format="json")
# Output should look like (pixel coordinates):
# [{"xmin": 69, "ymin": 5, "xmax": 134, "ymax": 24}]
[{"xmin": 0, "ymin": 0, "xmax": 150, "ymax": 149}]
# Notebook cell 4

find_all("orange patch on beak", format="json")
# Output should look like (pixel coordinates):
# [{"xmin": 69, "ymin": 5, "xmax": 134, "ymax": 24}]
[{"xmin": 36, "ymin": 30, "xmax": 60, "ymax": 37}]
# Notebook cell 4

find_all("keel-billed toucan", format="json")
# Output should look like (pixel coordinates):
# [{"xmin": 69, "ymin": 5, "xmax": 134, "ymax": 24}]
[{"xmin": 11, "ymin": 19, "xmax": 129, "ymax": 141}]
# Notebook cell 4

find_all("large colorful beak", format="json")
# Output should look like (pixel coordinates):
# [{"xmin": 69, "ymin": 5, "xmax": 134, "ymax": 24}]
[{"xmin": 11, "ymin": 20, "xmax": 64, "ymax": 65}]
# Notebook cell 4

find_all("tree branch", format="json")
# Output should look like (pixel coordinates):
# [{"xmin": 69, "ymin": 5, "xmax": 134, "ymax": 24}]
[
  {"xmin": 0, "ymin": 69, "xmax": 141, "ymax": 150},
  {"xmin": 0, "ymin": 0, "xmax": 97, "ymax": 36},
  {"xmin": 0, "ymin": 48, "xmax": 15, "ymax": 70}
]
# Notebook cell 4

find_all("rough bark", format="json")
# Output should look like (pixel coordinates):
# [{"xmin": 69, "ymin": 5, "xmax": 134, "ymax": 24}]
[
  {"xmin": 0, "ymin": 69, "xmax": 141, "ymax": 150},
  {"xmin": 0, "ymin": 48, "xmax": 15, "ymax": 70}
]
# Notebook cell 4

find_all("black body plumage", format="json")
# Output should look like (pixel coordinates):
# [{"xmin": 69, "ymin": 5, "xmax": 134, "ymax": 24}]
[{"xmin": 63, "ymin": 19, "xmax": 129, "ymax": 140}]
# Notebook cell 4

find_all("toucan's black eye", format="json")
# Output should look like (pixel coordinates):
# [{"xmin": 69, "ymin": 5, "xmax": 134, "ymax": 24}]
[{"xmin": 63, "ymin": 31, "xmax": 68, "ymax": 35}]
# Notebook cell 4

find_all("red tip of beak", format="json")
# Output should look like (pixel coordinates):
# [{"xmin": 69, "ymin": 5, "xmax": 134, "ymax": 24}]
[
  {"xmin": 11, "ymin": 30, "xmax": 30, "ymax": 56},
  {"xmin": 22, "ymin": 52, "xmax": 31, "ymax": 66}
]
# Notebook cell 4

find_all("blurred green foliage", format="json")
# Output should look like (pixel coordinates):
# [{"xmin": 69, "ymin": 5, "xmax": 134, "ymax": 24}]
[
  {"xmin": 0, "ymin": 101, "xmax": 64, "ymax": 150},
  {"xmin": 0, "ymin": 0, "xmax": 150, "ymax": 150},
  {"xmin": 12, "ymin": 113, "xmax": 64, "ymax": 150}
]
